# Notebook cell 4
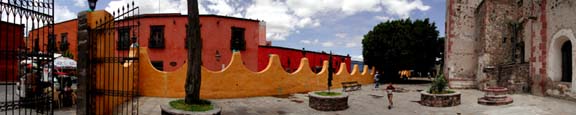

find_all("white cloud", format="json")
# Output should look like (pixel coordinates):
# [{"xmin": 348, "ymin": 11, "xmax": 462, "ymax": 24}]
[
  {"xmin": 73, "ymin": 0, "xmax": 86, "ymax": 7},
  {"xmin": 245, "ymin": 0, "xmax": 296, "ymax": 40},
  {"xmin": 54, "ymin": 5, "xmax": 76, "ymax": 23},
  {"xmin": 335, "ymin": 32, "xmax": 347, "ymax": 38},
  {"xmin": 352, "ymin": 55, "xmax": 364, "ymax": 61},
  {"xmin": 374, "ymin": 16, "xmax": 392, "ymax": 21},
  {"xmin": 104, "ymin": 0, "xmax": 207, "ymax": 15},
  {"xmin": 340, "ymin": 0, "xmax": 382, "ymax": 15},
  {"xmin": 345, "ymin": 43, "xmax": 357, "ymax": 48},
  {"xmin": 285, "ymin": 0, "xmax": 339, "ymax": 17},
  {"xmin": 205, "ymin": 0, "xmax": 238, "ymax": 16},
  {"xmin": 381, "ymin": 0, "xmax": 430, "ymax": 18},
  {"xmin": 300, "ymin": 39, "xmax": 319, "ymax": 45},
  {"xmin": 297, "ymin": 18, "xmax": 320, "ymax": 28},
  {"xmin": 321, "ymin": 41, "xmax": 334, "ymax": 47}
]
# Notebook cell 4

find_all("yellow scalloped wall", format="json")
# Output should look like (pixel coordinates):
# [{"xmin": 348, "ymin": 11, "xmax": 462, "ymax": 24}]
[{"xmin": 138, "ymin": 47, "xmax": 375, "ymax": 99}]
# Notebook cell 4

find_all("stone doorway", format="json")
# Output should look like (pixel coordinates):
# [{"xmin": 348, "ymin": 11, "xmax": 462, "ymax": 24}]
[{"xmin": 562, "ymin": 41, "xmax": 572, "ymax": 82}]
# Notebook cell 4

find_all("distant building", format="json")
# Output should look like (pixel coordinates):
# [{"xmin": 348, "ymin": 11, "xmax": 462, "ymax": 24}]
[
  {"xmin": 351, "ymin": 60, "xmax": 364, "ymax": 73},
  {"xmin": 29, "ymin": 13, "xmax": 351, "ymax": 72}
]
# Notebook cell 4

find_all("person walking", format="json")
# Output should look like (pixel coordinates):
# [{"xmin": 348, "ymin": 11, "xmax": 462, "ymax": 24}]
[
  {"xmin": 374, "ymin": 71, "xmax": 381, "ymax": 89},
  {"xmin": 386, "ymin": 83, "xmax": 395, "ymax": 109}
]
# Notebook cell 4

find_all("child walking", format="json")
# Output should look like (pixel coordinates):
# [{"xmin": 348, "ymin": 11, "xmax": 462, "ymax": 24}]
[{"xmin": 386, "ymin": 83, "xmax": 395, "ymax": 109}]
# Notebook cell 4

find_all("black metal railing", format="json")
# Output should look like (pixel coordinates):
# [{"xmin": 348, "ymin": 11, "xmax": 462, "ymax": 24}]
[
  {"xmin": 85, "ymin": 2, "xmax": 140, "ymax": 115},
  {"xmin": 1, "ymin": 0, "xmax": 54, "ymax": 114}
]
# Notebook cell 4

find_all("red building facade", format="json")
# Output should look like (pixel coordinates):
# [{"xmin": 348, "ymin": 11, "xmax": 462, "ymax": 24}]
[
  {"xmin": 258, "ymin": 46, "xmax": 351, "ymax": 73},
  {"xmin": 33, "ymin": 13, "xmax": 351, "ymax": 73},
  {"xmin": 0, "ymin": 21, "xmax": 24, "ymax": 81}
]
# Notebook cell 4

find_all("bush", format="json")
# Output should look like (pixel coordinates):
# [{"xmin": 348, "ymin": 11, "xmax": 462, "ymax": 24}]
[
  {"xmin": 169, "ymin": 99, "xmax": 213, "ymax": 112},
  {"xmin": 428, "ymin": 73, "xmax": 450, "ymax": 94},
  {"xmin": 315, "ymin": 92, "xmax": 342, "ymax": 96}
]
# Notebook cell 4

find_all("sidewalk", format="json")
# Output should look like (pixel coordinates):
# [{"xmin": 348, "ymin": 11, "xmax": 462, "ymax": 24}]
[{"xmin": 134, "ymin": 82, "xmax": 576, "ymax": 115}]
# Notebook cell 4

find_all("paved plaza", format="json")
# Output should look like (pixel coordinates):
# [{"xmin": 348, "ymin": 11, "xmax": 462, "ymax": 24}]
[{"xmin": 128, "ymin": 79, "xmax": 576, "ymax": 115}]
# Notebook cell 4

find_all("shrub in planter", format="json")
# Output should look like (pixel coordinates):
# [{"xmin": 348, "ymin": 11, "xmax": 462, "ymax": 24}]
[
  {"xmin": 308, "ymin": 91, "xmax": 349, "ymax": 111},
  {"xmin": 161, "ymin": 99, "xmax": 221, "ymax": 115},
  {"xmin": 420, "ymin": 74, "xmax": 461, "ymax": 107}
]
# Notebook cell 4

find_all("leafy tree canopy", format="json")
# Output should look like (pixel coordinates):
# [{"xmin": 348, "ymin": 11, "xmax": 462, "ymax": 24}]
[{"xmin": 362, "ymin": 18, "xmax": 440, "ymax": 79}]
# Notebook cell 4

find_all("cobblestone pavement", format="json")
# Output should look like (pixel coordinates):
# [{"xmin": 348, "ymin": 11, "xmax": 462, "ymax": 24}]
[{"xmin": 56, "ymin": 78, "xmax": 576, "ymax": 115}]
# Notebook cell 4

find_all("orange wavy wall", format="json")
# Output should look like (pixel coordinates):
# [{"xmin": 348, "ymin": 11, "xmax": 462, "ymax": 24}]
[{"xmin": 138, "ymin": 47, "xmax": 374, "ymax": 99}]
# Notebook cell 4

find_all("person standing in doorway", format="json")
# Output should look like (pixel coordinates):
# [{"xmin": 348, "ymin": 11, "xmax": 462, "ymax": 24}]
[{"xmin": 386, "ymin": 83, "xmax": 395, "ymax": 109}]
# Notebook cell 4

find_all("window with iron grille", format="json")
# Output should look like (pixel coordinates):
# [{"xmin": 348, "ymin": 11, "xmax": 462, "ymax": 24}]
[
  {"xmin": 230, "ymin": 27, "xmax": 246, "ymax": 51},
  {"xmin": 47, "ymin": 34, "xmax": 56, "ymax": 52},
  {"xmin": 117, "ymin": 28, "xmax": 131, "ymax": 50},
  {"xmin": 149, "ymin": 25, "xmax": 165, "ymax": 48},
  {"xmin": 60, "ymin": 32, "xmax": 69, "ymax": 52}
]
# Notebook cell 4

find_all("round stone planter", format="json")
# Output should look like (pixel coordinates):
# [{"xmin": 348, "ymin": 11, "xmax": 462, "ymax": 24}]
[
  {"xmin": 160, "ymin": 100, "xmax": 222, "ymax": 115},
  {"xmin": 308, "ymin": 91, "xmax": 349, "ymax": 111},
  {"xmin": 420, "ymin": 90, "xmax": 461, "ymax": 107}
]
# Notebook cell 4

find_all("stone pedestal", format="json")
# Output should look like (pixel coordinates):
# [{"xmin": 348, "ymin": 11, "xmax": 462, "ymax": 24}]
[
  {"xmin": 308, "ymin": 92, "xmax": 349, "ymax": 111},
  {"xmin": 478, "ymin": 87, "xmax": 513, "ymax": 105},
  {"xmin": 420, "ymin": 91, "xmax": 461, "ymax": 107},
  {"xmin": 160, "ymin": 101, "xmax": 221, "ymax": 115}
]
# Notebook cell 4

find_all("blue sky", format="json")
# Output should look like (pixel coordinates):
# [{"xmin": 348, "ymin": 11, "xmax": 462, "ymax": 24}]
[{"xmin": 55, "ymin": 0, "xmax": 445, "ymax": 61}]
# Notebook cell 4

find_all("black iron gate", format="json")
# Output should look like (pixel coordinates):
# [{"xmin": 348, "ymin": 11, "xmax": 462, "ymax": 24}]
[
  {"xmin": 85, "ymin": 2, "xmax": 140, "ymax": 115},
  {"xmin": 1, "ymin": 0, "xmax": 55, "ymax": 114}
]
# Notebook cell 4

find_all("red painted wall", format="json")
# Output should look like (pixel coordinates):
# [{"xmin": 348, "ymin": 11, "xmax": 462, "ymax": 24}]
[
  {"xmin": 258, "ymin": 46, "xmax": 351, "ymax": 73},
  {"xmin": 0, "ymin": 21, "xmax": 24, "ymax": 82},
  {"xmin": 34, "ymin": 13, "xmax": 354, "ymax": 75},
  {"xmin": 37, "ymin": 14, "xmax": 263, "ymax": 72},
  {"xmin": 117, "ymin": 14, "xmax": 263, "ymax": 71},
  {"xmin": 27, "ymin": 20, "xmax": 79, "ymax": 60}
]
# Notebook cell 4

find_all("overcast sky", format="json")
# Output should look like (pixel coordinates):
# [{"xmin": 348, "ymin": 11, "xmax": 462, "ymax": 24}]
[{"xmin": 55, "ymin": 0, "xmax": 445, "ymax": 61}]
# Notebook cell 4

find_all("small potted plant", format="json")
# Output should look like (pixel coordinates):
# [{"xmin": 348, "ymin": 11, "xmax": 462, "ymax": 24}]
[{"xmin": 420, "ymin": 73, "xmax": 461, "ymax": 107}]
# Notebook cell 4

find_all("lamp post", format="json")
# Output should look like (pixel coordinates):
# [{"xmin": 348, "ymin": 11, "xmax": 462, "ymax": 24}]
[{"xmin": 88, "ymin": 0, "xmax": 98, "ymax": 11}]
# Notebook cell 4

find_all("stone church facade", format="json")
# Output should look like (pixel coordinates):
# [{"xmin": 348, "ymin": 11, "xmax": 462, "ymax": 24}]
[{"xmin": 446, "ymin": 0, "xmax": 576, "ymax": 100}]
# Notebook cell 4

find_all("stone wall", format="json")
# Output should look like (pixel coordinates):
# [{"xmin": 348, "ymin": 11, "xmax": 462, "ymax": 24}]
[
  {"xmin": 445, "ymin": 0, "xmax": 482, "ymax": 89},
  {"xmin": 498, "ymin": 64, "xmax": 530, "ymax": 94},
  {"xmin": 475, "ymin": 0, "xmax": 520, "ymax": 89},
  {"xmin": 447, "ymin": 0, "xmax": 576, "ymax": 101}
]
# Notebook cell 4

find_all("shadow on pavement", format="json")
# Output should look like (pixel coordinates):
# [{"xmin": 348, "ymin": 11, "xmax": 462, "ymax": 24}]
[{"xmin": 393, "ymin": 78, "xmax": 432, "ymax": 84}]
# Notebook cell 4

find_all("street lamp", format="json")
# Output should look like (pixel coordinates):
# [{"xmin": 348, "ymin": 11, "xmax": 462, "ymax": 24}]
[{"xmin": 88, "ymin": 0, "xmax": 98, "ymax": 11}]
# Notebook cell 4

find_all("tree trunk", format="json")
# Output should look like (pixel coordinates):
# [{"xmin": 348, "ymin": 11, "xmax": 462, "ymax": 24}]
[{"xmin": 185, "ymin": 0, "xmax": 202, "ymax": 104}]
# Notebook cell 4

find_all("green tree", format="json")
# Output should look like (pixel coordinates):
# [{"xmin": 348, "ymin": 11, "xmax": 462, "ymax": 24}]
[{"xmin": 362, "ymin": 18, "xmax": 440, "ymax": 81}]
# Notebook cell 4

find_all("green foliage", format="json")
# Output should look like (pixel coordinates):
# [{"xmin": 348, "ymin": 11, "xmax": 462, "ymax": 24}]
[
  {"xmin": 62, "ymin": 50, "xmax": 74, "ymax": 59},
  {"xmin": 362, "ymin": 18, "xmax": 440, "ymax": 78},
  {"xmin": 60, "ymin": 41, "xmax": 70, "ymax": 52},
  {"xmin": 429, "ymin": 73, "xmax": 450, "ymax": 94},
  {"xmin": 169, "ymin": 99, "xmax": 213, "ymax": 112},
  {"xmin": 315, "ymin": 91, "xmax": 342, "ymax": 96}
]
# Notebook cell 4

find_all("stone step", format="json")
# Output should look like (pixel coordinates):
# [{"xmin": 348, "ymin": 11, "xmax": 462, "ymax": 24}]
[{"xmin": 478, "ymin": 97, "xmax": 513, "ymax": 106}]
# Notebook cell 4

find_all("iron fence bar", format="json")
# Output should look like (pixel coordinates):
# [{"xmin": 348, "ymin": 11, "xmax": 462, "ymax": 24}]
[
  {"xmin": 7, "ymin": 0, "xmax": 53, "ymax": 9},
  {"xmin": 0, "ymin": 2, "xmax": 52, "ymax": 21},
  {"xmin": 93, "ymin": 7, "xmax": 139, "ymax": 30}
]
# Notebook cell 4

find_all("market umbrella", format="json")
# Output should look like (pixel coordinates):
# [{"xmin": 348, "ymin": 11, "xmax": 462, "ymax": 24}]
[{"xmin": 54, "ymin": 57, "xmax": 77, "ymax": 69}]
